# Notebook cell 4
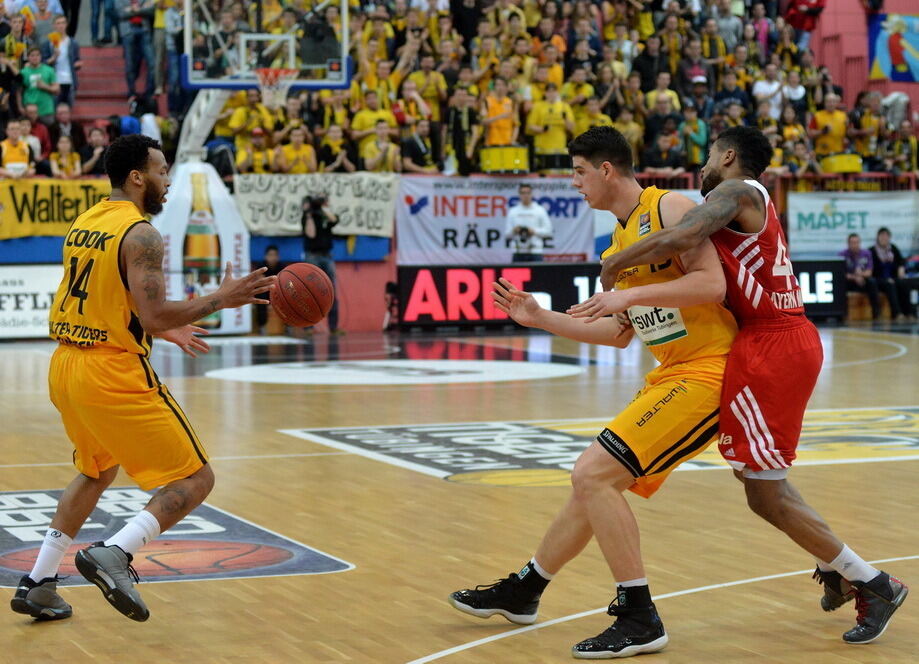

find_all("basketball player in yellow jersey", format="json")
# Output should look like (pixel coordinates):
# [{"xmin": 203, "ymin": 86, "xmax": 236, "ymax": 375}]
[
  {"xmin": 450, "ymin": 126, "xmax": 737, "ymax": 659},
  {"xmin": 10, "ymin": 135, "xmax": 275, "ymax": 623}
]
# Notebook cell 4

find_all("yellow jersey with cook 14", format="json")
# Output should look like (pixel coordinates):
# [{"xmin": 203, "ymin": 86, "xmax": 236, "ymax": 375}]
[
  {"xmin": 601, "ymin": 186, "xmax": 737, "ymax": 367},
  {"xmin": 48, "ymin": 199, "xmax": 152, "ymax": 355}
]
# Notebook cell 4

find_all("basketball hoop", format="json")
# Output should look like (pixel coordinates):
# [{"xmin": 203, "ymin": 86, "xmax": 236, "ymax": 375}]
[{"xmin": 255, "ymin": 68, "xmax": 299, "ymax": 109}]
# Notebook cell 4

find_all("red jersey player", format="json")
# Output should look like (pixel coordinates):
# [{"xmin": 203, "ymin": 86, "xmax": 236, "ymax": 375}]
[{"xmin": 569, "ymin": 126, "xmax": 907, "ymax": 646}]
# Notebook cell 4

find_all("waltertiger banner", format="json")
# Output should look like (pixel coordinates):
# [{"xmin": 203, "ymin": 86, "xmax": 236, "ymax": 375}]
[
  {"xmin": 396, "ymin": 176, "xmax": 595, "ymax": 265},
  {"xmin": 787, "ymin": 191, "xmax": 919, "ymax": 259},
  {"xmin": 0, "ymin": 178, "xmax": 110, "ymax": 240},
  {"xmin": 234, "ymin": 172, "xmax": 398, "ymax": 238},
  {"xmin": 869, "ymin": 14, "xmax": 919, "ymax": 82}
]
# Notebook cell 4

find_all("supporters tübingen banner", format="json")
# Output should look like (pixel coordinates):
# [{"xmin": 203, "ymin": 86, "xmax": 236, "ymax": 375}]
[
  {"xmin": 396, "ymin": 176, "xmax": 595, "ymax": 265},
  {"xmin": 869, "ymin": 14, "xmax": 919, "ymax": 82},
  {"xmin": 0, "ymin": 178, "xmax": 110, "ymax": 240},
  {"xmin": 234, "ymin": 172, "xmax": 398, "ymax": 237},
  {"xmin": 787, "ymin": 191, "xmax": 919, "ymax": 259}
]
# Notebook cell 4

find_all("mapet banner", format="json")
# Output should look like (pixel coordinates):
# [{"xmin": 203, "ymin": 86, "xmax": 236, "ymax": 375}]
[
  {"xmin": 869, "ymin": 14, "xmax": 919, "ymax": 82},
  {"xmin": 396, "ymin": 176, "xmax": 595, "ymax": 265},
  {"xmin": 787, "ymin": 191, "xmax": 919, "ymax": 259},
  {"xmin": 0, "ymin": 264, "xmax": 62, "ymax": 339},
  {"xmin": 0, "ymin": 178, "xmax": 110, "ymax": 240},
  {"xmin": 234, "ymin": 173, "xmax": 398, "ymax": 238},
  {"xmin": 151, "ymin": 162, "xmax": 251, "ymax": 335}
]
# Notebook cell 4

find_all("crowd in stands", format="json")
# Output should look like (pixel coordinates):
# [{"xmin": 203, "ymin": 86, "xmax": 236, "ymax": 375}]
[
  {"xmin": 205, "ymin": 0, "xmax": 917, "ymax": 178},
  {"xmin": 1, "ymin": 1, "xmax": 917, "ymax": 180}
]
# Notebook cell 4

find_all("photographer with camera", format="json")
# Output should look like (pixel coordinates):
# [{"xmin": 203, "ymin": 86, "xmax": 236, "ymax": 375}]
[
  {"xmin": 302, "ymin": 194, "xmax": 341, "ymax": 333},
  {"xmin": 504, "ymin": 183, "xmax": 553, "ymax": 263}
]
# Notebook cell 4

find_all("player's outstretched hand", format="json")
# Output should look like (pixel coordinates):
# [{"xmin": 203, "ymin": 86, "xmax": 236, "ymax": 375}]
[
  {"xmin": 566, "ymin": 290, "xmax": 632, "ymax": 323},
  {"xmin": 491, "ymin": 277, "xmax": 543, "ymax": 328},
  {"xmin": 216, "ymin": 262, "xmax": 277, "ymax": 308},
  {"xmin": 160, "ymin": 325, "xmax": 211, "ymax": 357}
]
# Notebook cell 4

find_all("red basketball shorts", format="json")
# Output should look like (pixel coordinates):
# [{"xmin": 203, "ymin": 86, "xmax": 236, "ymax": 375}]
[{"xmin": 717, "ymin": 318, "xmax": 823, "ymax": 473}]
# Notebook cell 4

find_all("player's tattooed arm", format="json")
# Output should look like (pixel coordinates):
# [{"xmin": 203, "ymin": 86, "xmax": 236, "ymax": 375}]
[{"xmin": 599, "ymin": 180, "xmax": 764, "ymax": 290}]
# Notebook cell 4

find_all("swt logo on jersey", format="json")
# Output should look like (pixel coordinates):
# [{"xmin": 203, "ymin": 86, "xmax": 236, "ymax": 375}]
[{"xmin": 628, "ymin": 305, "xmax": 688, "ymax": 346}]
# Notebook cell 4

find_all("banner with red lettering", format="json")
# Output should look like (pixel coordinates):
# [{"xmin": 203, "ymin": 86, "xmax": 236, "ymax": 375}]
[{"xmin": 396, "ymin": 176, "xmax": 595, "ymax": 265}]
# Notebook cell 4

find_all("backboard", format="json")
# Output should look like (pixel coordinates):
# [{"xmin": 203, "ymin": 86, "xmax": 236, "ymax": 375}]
[{"xmin": 180, "ymin": 0, "xmax": 352, "ymax": 91}]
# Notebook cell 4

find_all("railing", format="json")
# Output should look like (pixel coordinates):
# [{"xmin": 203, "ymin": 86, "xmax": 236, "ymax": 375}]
[{"xmin": 763, "ymin": 172, "xmax": 917, "ymax": 216}]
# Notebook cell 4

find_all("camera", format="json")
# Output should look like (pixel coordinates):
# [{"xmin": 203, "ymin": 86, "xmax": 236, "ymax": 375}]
[
  {"xmin": 517, "ymin": 227, "xmax": 532, "ymax": 242},
  {"xmin": 304, "ymin": 194, "xmax": 328, "ymax": 214}
]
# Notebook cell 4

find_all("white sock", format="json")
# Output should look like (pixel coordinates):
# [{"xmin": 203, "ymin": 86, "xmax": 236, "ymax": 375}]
[
  {"xmin": 618, "ymin": 577, "xmax": 649, "ymax": 588},
  {"xmin": 530, "ymin": 557, "xmax": 555, "ymax": 581},
  {"xmin": 829, "ymin": 544, "xmax": 879, "ymax": 583},
  {"xmin": 29, "ymin": 528, "xmax": 73, "ymax": 582},
  {"xmin": 814, "ymin": 557, "xmax": 834, "ymax": 572},
  {"xmin": 104, "ymin": 510, "xmax": 161, "ymax": 556}
]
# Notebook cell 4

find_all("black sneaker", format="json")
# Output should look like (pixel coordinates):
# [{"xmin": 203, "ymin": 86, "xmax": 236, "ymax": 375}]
[
  {"xmin": 813, "ymin": 567, "xmax": 855, "ymax": 612},
  {"xmin": 10, "ymin": 574, "xmax": 72, "ymax": 621},
  {"xmin": 572, "ymin": 591, "xmax": 668, "ymax": 659},
  {"xmin": 843, "ymin": 572, "xmax": 908, "ymax": 644},
  {"xmin": 449, "ymin": 574, "xmax": 540, "ymax": 625}
]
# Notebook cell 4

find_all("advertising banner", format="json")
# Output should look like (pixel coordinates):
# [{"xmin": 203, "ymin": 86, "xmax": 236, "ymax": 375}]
[
  {"xmin": 152, "ymin": 162, "xmax": 251, "ymax": 335},
  {"xmin": 234, "ymin": 172, "xmax": 398, "ymax": 237},
  {"xmin": 787, "ymin": 191, "xmax": 919, "ymax": 259},
  {"xmin": 0, "ymin": 264, "xmax": 62, "ymax": 339},
  {"xmin": 0, "ymin": 178, "xmax": 110, "ymax": 240},
  {"xmin": 396, "ymin": 176, "xmax": 595, "ymax": 265},
  {"xmin": 397, "ymin": 260, "xmax": 846, "ymax": 329},
  {"xmin": 869, "ymin": 14, "xmax": 919, "ymax": 82}
]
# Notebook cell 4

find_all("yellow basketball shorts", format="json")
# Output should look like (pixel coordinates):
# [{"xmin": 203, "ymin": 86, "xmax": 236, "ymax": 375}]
[
  {"xmin": 598, "ymin": 358, "xmax": 724, "ymax": 499},
  {"xmin": 48, "ymin": 344, "xmax": 208, "ymax": 491}
]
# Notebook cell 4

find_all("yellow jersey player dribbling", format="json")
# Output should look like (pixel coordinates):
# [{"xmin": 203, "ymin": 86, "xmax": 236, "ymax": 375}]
[{"xmin": 11, "ymin": 135, "xmax": 275, "ymax": 622}]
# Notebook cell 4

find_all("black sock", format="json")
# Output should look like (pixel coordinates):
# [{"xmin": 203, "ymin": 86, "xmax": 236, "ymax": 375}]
[
  {"xmin": 617, "ymin": 584, "xmax": 652, "ymax": 608},
  {"xmin": 517, "ymin": 561, "xmax": 550, "ymax": 596}
]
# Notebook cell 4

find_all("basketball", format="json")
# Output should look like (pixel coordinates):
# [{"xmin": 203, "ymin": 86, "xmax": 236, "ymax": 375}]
[{"xmin": 271, "ymin": 262, "xmax": 335, "ymax": 327}]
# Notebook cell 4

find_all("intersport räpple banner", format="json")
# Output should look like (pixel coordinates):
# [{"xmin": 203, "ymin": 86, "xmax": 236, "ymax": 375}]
[
  {"xmin": 787, "ymin": 191, "xmax": 919, "ymax": 259},
  {"xmin": 396, "ymin": 176, "xmax": 595, "ymax": 265}
]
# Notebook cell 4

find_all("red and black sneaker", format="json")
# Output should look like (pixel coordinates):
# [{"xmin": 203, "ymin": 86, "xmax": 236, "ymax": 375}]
[
  {"xmin": 812, "ymin": 567, "xmax": 855, "ymax": 612},
  {"xmin": 843, "ymin": 571, "xmax": 908, "ymax": 644}
]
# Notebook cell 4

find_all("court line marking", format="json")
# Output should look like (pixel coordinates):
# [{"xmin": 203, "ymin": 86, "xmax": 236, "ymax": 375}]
[
  {"xmin": 0, "ymin": 451, "xmax": 349, "ymax": 470},
  {"xmin": 406, "ymin": 553, "xmax": 919, "ymax": 664},
  {"xmin": 828, "ymin": 329, "xmax": 909, "ymax": 367}
]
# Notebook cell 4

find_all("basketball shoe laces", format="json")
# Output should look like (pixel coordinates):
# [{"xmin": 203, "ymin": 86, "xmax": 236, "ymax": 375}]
[
  {"xmin": 854, "ymin": 591, "xmax": 870, "ymax": 625},
  {"xmin": 474, "ymin": 574, "xmax": 519, "ymax": 595}
]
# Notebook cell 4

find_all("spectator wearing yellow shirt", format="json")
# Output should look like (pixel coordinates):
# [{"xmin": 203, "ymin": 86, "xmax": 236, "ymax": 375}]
[
  {"xmin": 644, "ymin": 71, "xmax": 681, "ymax": 112},
  {"xmin": 236, "ymin": 127, "xmax": 275, "ymax": 174},
  {"xmin": 49, "ymin": 135, "xmax": 81, "ymax": 178},
  {"xmin": 472, "ymin": 35, "xmax": 500, "ymax": 88},
  {"xmin": 509, "ymin": 36, "xmax": 536, "ymax": 84},
  {"xmin": 526, "ymin": 82, "xmax": 574, "ymax": 171},
  {"xmin": 481, "ymin": 77, "xmax": 518, "ymax": 146},
  {"xmin": 350, "ymin": 90, "xmax": 399, "ymax": 153},
  {"xmin": 785, "ymin": 140, "xmax": 822, "ymax": 190},
  {"xmin": 499, "ymin": 13, "xmax": 529, "ymax": 58},
  {"xmin": 316, "ymin": 89, "xmax": 350, "ymax": 140},
  {"xmin": 454, "ymin": 66, "xmax": 481, "ymax": 101},
  {"xmin": 407, "ymin": 53, "xmax": 448, "ymax": 159},
  {"xmin": 560, "ymin": 66, "xmax": 594, "ymax": 124},
  {"xmin": 612, "ymin": 107, "xmax": 644, "ymax": 167},
  {"xmin": 779, "ymin": 104, "xmax": 807, "ymax": 146},
  {"xmin": 678, "ymin": 105, "xmax": 709, "ymax": 172},
  {"xmin": 362, "ymin": 119, "xmax": 401, "ymax": 172},
  {"xmin": 848, "ymin": 91, "xmax": 886, "ymax": 171},
  {"xmin": 275, "ymin": 126, "xmax": 317, "ymax": 174},
  {"xmin": 228, "ymin": 89, "xmax": 275, "ymax": 154},
  {"xmin": 0, "ymin": 119, "xmax": 36, "ymax": 178},
  {"xmin": 361, "ymin": 12, "xmax": 395, "ymax": 61},
  {"xmin": 575, "ymin": 97, "xmax": 613, "ymax": 136},
  {"xmin": 808, "ymin": 93, "xmax": 848, "ymax": 157},
  {"xmin": 542, "ymin": 44, "xmax": 564, "ymax": 89},
  {"xmin": 883, "ymin": 120, "xmax": 919, "ymax": 176}
]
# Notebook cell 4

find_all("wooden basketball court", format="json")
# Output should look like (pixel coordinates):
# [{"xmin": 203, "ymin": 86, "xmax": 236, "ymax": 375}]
[{"xmin": 2, "ymin": 324, "xmax": 917, "ymax": 663}]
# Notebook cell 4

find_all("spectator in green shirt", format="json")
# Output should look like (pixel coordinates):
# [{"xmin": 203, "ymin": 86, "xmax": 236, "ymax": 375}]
[{"xmin": 20, "ymin": 47, "xmax": 59, "ymax": 124}]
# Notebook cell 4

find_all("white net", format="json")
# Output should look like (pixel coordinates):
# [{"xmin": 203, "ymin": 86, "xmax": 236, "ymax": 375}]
[{"xmin": 255, "ymin": 68, "xmax": 300, "ymax": 109}]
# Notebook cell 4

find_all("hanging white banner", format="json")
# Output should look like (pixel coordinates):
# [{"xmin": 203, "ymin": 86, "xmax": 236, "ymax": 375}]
[
  {"xmin": 151, "ymin": 162, "xmax": 252, "ymax": 335},
  {"xmin": 233, "ymin": 173, "xmax": 398, "ymax": 238},
  {"xmin": 787, "ymin": 191, "xmax": 919, "ymax": 259},
  {"xmin": 396, "ymin": 176, "xmax": 595, "ymax": 265}
]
